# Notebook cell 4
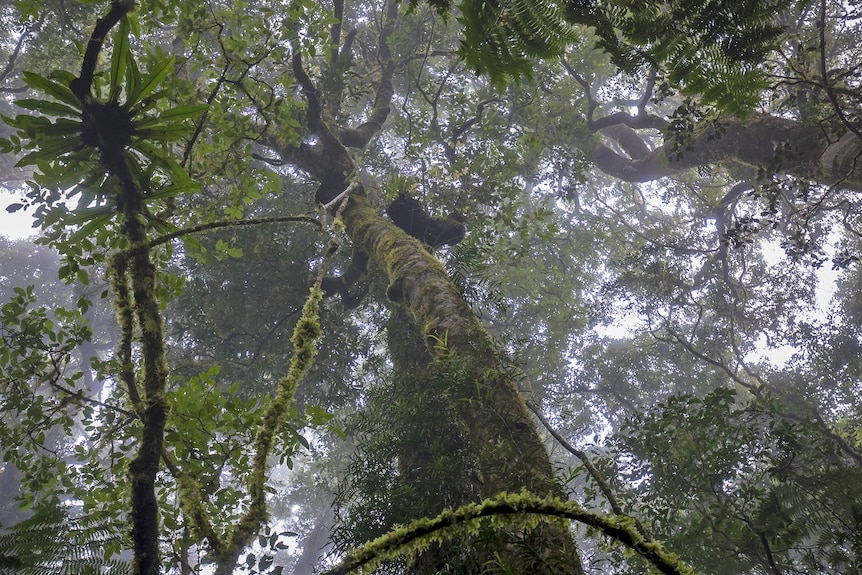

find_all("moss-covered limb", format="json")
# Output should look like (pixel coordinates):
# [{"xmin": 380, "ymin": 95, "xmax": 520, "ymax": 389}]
[
  {"xmin": 323, "ymin": 491, "xmax": 696, "ymax": 575},
  {"xmin": 119, "ymin": 190, "xmax": 170, "ymax": 575},
  {"xmin": 88, "ymin": 98, "xmax": 169, "ymax": 575},
  {"xmin": 209, "ymin": 285, "xmax": 324, "ymax": 573},
  {"xmin": 107, "ymin": 254, "xmax": 142, "ymax": 412},
  {"xmin": 154, "ymin": 447, "xmax": 224, "ymax": 556},
  {"xmin": 209, "ymin": 205, "xmax": 343, "ymax": 573},
  {"xmin": 176, "ymin": 473, "xmax": 223, "ymax": 554},
  {"xmin": 249, "ymin": 285, "xmax": 322, "ymax": 504},
  {"xmin": 74, "ymin": 8, "xmax": 167, "ymax": 570},
  {"xmin": 67, "ymin": 7, "xmax": 167, "ymax": 573},
  {"xmin": 125, "ymin": 255, "xmax": 169, "ymax": 575}
]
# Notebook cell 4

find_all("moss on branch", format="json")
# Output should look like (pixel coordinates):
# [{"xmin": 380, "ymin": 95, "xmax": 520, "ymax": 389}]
[{"xmin": 323, "ymin": 491, "xmax": 696, "ymax": 575}]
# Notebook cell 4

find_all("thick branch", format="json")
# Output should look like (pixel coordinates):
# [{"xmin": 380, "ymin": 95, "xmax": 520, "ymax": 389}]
[
  {"xmin": 592, "ymin": 115, "xmax": 862, "ymax": 190},
  {"xmin": 337, "ymin": 2, "xmax": 398, "ymax": 148},
  {"xmin": 70, "ymin": 0, "xmax": 131, "ymax": 102},
  {"xmin": 599, "ymin": 124, "xmax": 653, "ymax": 160},
  {"xmin": 588, "ymin": 110, "xmax": 667, "ymax": 132}
]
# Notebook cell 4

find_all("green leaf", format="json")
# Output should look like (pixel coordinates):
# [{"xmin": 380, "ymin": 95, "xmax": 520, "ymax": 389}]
[
  {"xmin": 125, "ymin": 52, "xmax": 141, "ymax": 107},
  {"xmin": 109, "ymin": 15, "xmax": 131, "ymax": 102},
  {"xmin": 14, "ymin": 98, "xmax": 81, "ymax": 117},
  {"xmin": 126, "ymin": 57, "xmax": 174, "ymax": 108},
  {"xmin": 135, "ymin": 103, "xmax": 209, "ymax": 127},
  {"xmin": 144, "ymin": 180, "xmax": 200, "ymax": 201},
  {"xmin": 133, "ymin": 139, "xmax": 192, "ymax": 182},
  {"xmin": 22, "ymin": 71, "xmax": 80, "ymax": 107},
  {"xmin": 67, "ymin": 212, "xmax": 115, "ymax": 243},
  {"xmin": 15, "ymin": 136, "xmax": 82, "ymax": 166},
  {"xmin": 63, "ymin": 205, "xmax": 114, "ymax": 226},
  {"xmin": 31, "ymin": 118, "xmax": 82, "ymax": 137}
]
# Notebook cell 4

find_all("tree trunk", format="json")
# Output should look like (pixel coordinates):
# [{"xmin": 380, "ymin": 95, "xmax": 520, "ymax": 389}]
[{"xmin": 344, "ymin": 192, "xmax": 585, "ymax": 574}]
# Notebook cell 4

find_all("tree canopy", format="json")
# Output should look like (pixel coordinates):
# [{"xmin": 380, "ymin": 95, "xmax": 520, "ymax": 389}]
[{"xmin": 0, "ymin": 0, "xmax": 860, "ymax": 574}]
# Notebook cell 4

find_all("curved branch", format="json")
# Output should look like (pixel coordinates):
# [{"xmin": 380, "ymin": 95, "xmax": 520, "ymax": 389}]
[
  {"xmin": 322, "ymin": 492, "xmax": 695, "ymax": 575},
  {"xmin": 599, "ymin": 123, "xmax": 653, "ymax": 160},
  {"xmin": 525, "ymin": 401, "xmax": 628, "ymax": 518},
  {"xmin": 591, "ymin": 115, "xmax": 862, "ymax": 190},
  {"xmin": 451, "ymin": 97, "xmax": 504, "ymax": 144},
  {"xmin": 819, "ymin": 0, "xmax": 862, "ymax": 141}
]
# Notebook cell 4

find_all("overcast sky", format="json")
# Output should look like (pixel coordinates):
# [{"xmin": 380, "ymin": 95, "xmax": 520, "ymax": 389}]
[{"xmin": 0, "ymin": 190, "xmax": 37, "ymax": 240}]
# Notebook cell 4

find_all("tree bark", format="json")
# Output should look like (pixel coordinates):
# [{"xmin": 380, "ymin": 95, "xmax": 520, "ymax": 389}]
[
  {"xmin": 271, "ymin": 2, "xmax": 585, "ymax": 569},
  {"xmin": 593, "ymin": 115, "xmax": 862, "ymax": 190},
  {"xmin": 343, "ymin": 192, "xmax": 586, "ymax": 574}
]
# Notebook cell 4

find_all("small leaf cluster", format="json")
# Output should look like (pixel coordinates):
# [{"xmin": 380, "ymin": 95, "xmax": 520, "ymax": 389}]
[
  {"xmin": 610, "ymin": 388, "xmax": 862, "ymax": 573},
  {"xmin": 0, "ymin": 287, "xmax": 94, "ymax": 510}
]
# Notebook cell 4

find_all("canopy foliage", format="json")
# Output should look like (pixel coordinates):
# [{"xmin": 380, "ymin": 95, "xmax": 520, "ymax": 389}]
[{"xmin": 0, "ymin": 0, "xmax": 860, "ymax": 574}]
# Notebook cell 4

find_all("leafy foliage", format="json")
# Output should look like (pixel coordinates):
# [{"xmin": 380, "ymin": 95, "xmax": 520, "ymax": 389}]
[
  {"xmin": 419, "ymin": 0, "xmax": 790, "ymax": 110},
  {"xmin": 0, "ymin": 505, "xmax": 128, "ymax": 575},
  {"xmin": 0, "ymin": 0, "xmax": 861, "ymax": 573},
  {"xmin": 0, "ymin": 12, "xmax": 204, "ymax": 246},
  {"xmin": 608, "ymin": 388, "xmax": 862, "ymax": 574}
]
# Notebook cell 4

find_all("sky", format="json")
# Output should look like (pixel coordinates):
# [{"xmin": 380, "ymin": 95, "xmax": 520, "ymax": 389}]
[{"xmin": 0, "ymin": 189, "xmax": 37, "ymax": 240}]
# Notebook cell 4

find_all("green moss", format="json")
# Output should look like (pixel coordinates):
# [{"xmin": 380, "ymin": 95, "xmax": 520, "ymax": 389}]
[
  {"xmin": 322, "ymin": 491, "xmax": 698, "ymax": 575},
  {"xmin": 226, "ymin": 285, "xmax": 325, "ymax": 560},
  {"xmin": 177, "ymin": 474, "xmax": 222, "ymax": 553}
]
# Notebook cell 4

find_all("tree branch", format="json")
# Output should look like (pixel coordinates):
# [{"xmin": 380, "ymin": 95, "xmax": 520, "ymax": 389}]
[
  {"xmin": 70, "ymin": 0, "xmax": 132, "ymax": 102},
  {"xmin": 322, "ymin": 492, "xmax": 695, "ymax": 575}
]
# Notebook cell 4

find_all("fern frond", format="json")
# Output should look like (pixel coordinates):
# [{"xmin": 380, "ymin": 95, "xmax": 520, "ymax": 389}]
[
  {"xmin": 441, "ymin": 0, "xmax": 790, "ymax": 111},
  {"xmin": 0, "ymin": 505, "xmax": 129, "ymax": 575},
  {"xmin": 456, "ymin": 0, "xmax": 579, "ymax": 86}
]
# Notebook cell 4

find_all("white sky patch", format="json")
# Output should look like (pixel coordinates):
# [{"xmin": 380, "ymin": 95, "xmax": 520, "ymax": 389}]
[{"xmin": 0, "ymin": 189, "xmax": 38, "ymax": 240}]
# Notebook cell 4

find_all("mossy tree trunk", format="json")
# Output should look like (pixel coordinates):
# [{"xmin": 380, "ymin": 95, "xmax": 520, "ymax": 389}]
[
  {"xmin": 384, "ymin": 306, "xmax": 585, "ymax": 573},
  {"xmin": 346, "ymin": 190, "xmax": 586, "ymax": 574},
  {"xmin": 264, "ymin": 2, "xmax": 585, "ymax": 571}
]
